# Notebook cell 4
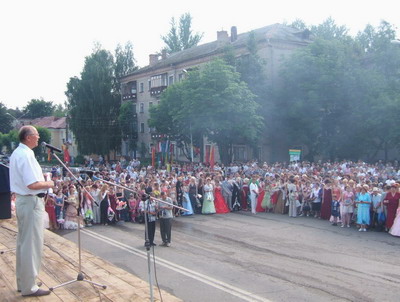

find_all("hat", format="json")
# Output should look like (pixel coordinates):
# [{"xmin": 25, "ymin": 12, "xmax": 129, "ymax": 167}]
[{"xmin": 372, "ymin": 187, "xmax": 379, "ymax": 192}]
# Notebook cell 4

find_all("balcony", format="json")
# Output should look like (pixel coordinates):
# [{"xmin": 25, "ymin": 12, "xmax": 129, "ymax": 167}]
[
  {"xmin": 150, "ymin": 86, "xmax": 167, "ymax": 97},
  {"xmin": 122, "ymin": 81, "xmax": 137, "ymax": 101},
  {"xmin": 122, "ymin": 93, "xmax": 137, "ymax": 101}
]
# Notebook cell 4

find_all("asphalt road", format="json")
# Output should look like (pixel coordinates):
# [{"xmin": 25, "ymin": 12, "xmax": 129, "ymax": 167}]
[{"xmin": 57, "ymin": 212, "xmax": 400, "ymax": 302}]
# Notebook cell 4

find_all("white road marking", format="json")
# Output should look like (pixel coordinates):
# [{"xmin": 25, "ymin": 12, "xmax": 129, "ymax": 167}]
[{"xmin": 81, "ymin": 228, "xmax": 271, "ymax": 302}]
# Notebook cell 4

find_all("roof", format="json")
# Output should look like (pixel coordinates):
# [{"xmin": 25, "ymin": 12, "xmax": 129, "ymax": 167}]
[
  {"xmin": 122, "ymin": 23, "xmax": 311, "ymax": 78},
  {"xmin": 30, "ymin": 116, "xmax": 66, "ymax": 129}
]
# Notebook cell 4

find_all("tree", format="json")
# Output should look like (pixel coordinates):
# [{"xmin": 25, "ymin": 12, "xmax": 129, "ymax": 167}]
[
  {"xmin": 118, "ymin": 101, "xmax": 137, "ymax": 153},
  {"xmin": 234, "ymin": 31, "xmax": 269, "ymax": 158},
  {"xmin": 24, "ymin": 98, "xmax": 55, "ymax": 118},
  {"xmin": 149, "ymin": 59, "xmax": 263, "ymax": 164},
  {"xmin": 114, "ymin": 41, "xmax": 138, "ymax": 91},
  {"xmin": 0, "ymin": 130, "xmax": 18, "ymax": 153},
  {"xmin": 34, "ymin": 126, "xmax": 51, "ymax": 158},
  {"xmin": 354, "ymin": 21, "xmax": 400, "ymax": 161},
  {"xmin": 310, "ymin": 17, "xmax": 350, "ymax": 40},
  {"xmin": 0, "ymin": 103, "xmax": 13, "ymax": 133},
  {"xmin": 53, "ymin": 103, "xmax": 68, "ymax": 117},
  {"xmin": 274, "ymin": 38, "xmax": 366, "ymax": 161},
  {"xmin": 271, "ymin": 20, "xmax": 400, "ymax": 162},
  {"xmin": 161, "ymin": 13, "xmax": 203, "ymax": 54},
  {"xmin": 66, "ymin": 45, "xmax": 121, "ymax": 157}
]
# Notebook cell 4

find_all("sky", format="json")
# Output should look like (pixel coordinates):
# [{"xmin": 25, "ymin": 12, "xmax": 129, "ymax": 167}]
[{"xmin": 0, "ymin": 0, "xmax": 398, "ymax": 110}]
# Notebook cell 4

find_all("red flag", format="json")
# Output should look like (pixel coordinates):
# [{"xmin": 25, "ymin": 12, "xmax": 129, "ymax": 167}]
[
  {"xmin": 210, "ymin": 145, "xmax": 215, "ymax": 170},
  {"xmin": 205, "ymin": 145, "xmax": 211, "ymax": 164},
  {"xmin": 47, "ymin": 149, "xmax": 52, "ymax": 161},
  {"xmin": 63, "ymin": 145, "xmax": 70, "ymax": 163}
]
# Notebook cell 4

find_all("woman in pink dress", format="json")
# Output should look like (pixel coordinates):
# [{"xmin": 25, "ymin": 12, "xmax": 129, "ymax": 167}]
[
  {"xmin": 389, "ymin": 208, "xmax": 400, "ymax": 237},
  {"xmin": 214, "ymin": 180, "xmax": 230, "ymax": 214},
  {"xmin": 384, "ymin": 184, "xmax": 400, "ymax": 230}
]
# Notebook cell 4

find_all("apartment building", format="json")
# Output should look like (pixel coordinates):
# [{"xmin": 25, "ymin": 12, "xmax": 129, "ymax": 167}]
[{"xmin": 119, "ymin": 23, "xmax": 311, "ymax": 163}]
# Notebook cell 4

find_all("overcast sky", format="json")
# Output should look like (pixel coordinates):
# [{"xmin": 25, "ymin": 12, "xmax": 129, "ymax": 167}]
[{"xmin": 0, "ymin": 0, "xmax": 398, "ymax": 110}]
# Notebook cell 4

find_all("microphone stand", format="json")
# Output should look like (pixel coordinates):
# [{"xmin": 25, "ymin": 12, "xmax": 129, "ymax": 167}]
[
  {"xmin": 144, "ymin": 196, "xmax": 154, "ymax": 302},
  {"xmin": 92, "ymin": 177, "xmax": 188, "ymax": 302},
  {"xmin": 47, "ymin": 151, "xmax": 107, "ymax": 292}
]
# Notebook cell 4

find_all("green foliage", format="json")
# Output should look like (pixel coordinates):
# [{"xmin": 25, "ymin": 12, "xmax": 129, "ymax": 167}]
[
  {"xmin": 118, "ymin": 101, "xmax": 137, "ymax": 150},
  {"xmin": 0, "ymin": 130, "xmax": 18, "ymax": 153},
  {"xmin": 310, "ymin": 17, "xmax": 350, "ymax": 40},
  {"xmin": 149, "ymin": 59, "xmax": 263, "ymax": 164},
  {"xmin": 114, "ymin": 42, "xmax": 138, "ymax": 89},
  {"xmin": 24, "ymin": 98, "xmax": 55, "ymax": 118},
  {"xmin": 272, "ymin": 20, "xmax": 400, "ymax": 161},
  {"xmin": 74, "ymin": 154, "xmax": 85, "ymax": 165},
  {"xmin": 66, "ymin": 45, "xmax": 121, "ymax": 156},
  {"xmin": 33, "ymin": 126, "xmax": 51, "ymax": 157},
  {"xmin": 235, "ymin": 31, "xmax": 268, "ymax": 107},
  {"xmin": 0, "ymin": 103, "xmax": 13, "ymax": 133},
  {"xmin": 161, "ymin": 13, "xmax": 203, "ymax": 54},
  {"xmin": 53, "ymin": 103, "xmax": 67, "ymax": 117}
]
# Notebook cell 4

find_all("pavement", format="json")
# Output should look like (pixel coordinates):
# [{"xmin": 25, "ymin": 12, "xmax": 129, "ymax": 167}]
[{"xmin": 58, "ymin": 211, "xmax": 400, "ymax": 302}]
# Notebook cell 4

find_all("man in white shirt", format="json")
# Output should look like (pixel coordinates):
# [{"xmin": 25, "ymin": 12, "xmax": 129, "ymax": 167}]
[{"xmin": 10, "ymin": 126, "xmax": 54, "ymax": 297}]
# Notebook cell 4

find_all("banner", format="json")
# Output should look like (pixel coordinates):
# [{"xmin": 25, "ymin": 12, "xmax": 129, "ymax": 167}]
[
  {"xmin": 289, "ymin": 149, "xmax": 301, "ymax": 161},
  {"xmin": 62, "ymin": 144, "xmax": 70, "ymax": 163},
  {"xmin": 210, "ymin": 145, "xmax": 215, "ymax": 170}
]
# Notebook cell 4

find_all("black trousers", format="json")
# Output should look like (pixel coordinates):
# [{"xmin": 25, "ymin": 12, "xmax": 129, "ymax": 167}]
[
  {"xmin": 159, "ymin": 218, "xmax": 172, "ymax": 243},
  {"xmin": 146, "ymin": 221, "xmax": 156, "ymax": 244},
  {"xmin": 100, "ymin": 199, "xmax": 109, "ymax": 225}
]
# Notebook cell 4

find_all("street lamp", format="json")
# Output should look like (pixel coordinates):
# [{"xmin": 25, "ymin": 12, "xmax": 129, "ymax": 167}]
[
  {"xmin": 6, "ymin": 110, "xmax": 30, "ymax": 126},
  {"xmin": 181, "ymin": 69, "xmax": 194, "ymax": 162}
]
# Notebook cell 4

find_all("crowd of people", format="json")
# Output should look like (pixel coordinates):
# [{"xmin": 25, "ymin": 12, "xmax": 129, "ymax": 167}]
[{"xmin": 13, "ymin": 159, "xmax": 400, "ymax": 244}]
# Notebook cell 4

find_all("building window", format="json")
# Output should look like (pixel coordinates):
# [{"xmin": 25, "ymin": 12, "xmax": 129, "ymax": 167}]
[
  {"xmin": 178, "ymin": 73, "xmax": 183, "ymax": 81},
  {"xmin": 140, "ymin": 82, "xmax": 144, "ymax": 93},
  {"xmin": 151, "ymin": 73, "xmax": 168, "ymax": 88},
  {"xmin": 140, "ymin": 123, "xmax": 145, "ymax": 133},
  {"xmin": 169, "ymin": 75, "xmax": 174, "ymax": 86},
  {"xmin": 149, "ymin": 102, "xmax": 153, "ymax": 108},
  {"xmin": 139, "ymin": 103, "xmax": 144, "ymax": 113},
  {"xmin": 148, "ymin": 80, "xmax": 151, "ymax": 91}
]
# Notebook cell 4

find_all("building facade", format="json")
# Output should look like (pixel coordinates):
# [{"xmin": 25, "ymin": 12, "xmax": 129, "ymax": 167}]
[
  {"xmin": 29, "ymin": 116, "xmax": 78, "ymax": 160},
  {"xmin": 120, "ymin": 24, "xmax": 311, "ymax": 163}
]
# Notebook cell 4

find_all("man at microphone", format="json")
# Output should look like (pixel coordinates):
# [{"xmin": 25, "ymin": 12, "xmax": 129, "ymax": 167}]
[{"xmin": 10, "ymin": 126, "xmax": 54, "ymax": 297}]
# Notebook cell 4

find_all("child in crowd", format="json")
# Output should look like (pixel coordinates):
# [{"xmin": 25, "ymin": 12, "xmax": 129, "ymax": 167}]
[
  {"xmin": 128, "ymin": 193, "xmax": 139, "ymax": 222},
  {"xmin": 331, "ymin": 198, "xmax": 340, "ymax": 226}
]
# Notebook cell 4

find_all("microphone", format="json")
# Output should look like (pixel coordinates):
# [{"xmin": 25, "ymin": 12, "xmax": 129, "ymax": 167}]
[{"xmin": 41, "ymin": 142, "xmax": 62, "ymax": 153}]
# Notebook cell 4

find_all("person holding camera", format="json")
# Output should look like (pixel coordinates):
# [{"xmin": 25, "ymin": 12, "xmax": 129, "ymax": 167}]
[
  {"xmin": 139, "ymin": 194, "xmax": 158, "ymax": 246},
  {"xmin": 159, "ymin": 191, "xmax": 174, "ymax": 247}
]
